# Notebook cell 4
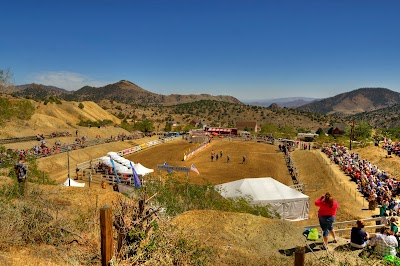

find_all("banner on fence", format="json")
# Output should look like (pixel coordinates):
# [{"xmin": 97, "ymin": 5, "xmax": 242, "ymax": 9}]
[{"xmin": 157, "ymin": 165, "xmax": 190, "ymax": 172}]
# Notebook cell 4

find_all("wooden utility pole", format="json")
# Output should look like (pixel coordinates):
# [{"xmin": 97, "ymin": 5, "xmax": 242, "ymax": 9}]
[
  {"xmin": 294, "ymin": 246, "xmax": 305, "ymax": 266},
  {"xmin": 100, "ymin": 205, "xmax": 113, "ymax": 266},
  {"xmin": 350, "ymin": 120, "xmax": 355, "ymax": 150}
]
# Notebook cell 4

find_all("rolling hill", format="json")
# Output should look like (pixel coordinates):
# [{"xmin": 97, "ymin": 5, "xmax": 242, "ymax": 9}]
[
  {"xmin": 297, "ymin": 87, "xmax": 400, "ymax": 116},
  {"xmin": 12, "ymin": 80, "xmax": 241, "ymax": 106}
]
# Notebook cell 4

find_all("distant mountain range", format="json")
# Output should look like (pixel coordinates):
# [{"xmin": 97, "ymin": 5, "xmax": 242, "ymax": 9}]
[
  {"xmin": 8, "ymin": 83, "xmax": 400, "ymax": 123},
  {"xmin": 245, "ymin": 97, "xmax": 319, "ymax": 108},
  {"xmin": 12, "ymin": 80, "xmax": 241, "ymax": 105}
]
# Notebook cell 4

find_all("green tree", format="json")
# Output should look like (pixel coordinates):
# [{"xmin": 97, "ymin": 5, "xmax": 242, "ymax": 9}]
[
  {"xmin": 354, "ymin": 120, "xmax": 372, "ymax": 140},
  {"xmin": 78, "ymin": 103, "xmax": 84, "ymax": 109},
  {"xmin": 164, "ymin": 122, "xmax": 172, "ymax": 132},
  {"xmin": 135, "ymin": 119, "xmax": 154, "ymax": 133},
  {"xmin": 260, "ymin": 123, "xmax": 278, "ymax": 135},
  {"xmin": 345, "ymin": 120, "xmax": 372, "ymax": 141}
]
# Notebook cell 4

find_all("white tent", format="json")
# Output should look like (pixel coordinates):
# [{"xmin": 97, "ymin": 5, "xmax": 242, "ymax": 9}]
[
  {"xmin": 99, "ymin": 156, "xmax": 113, "ymax": 167},
  {"xmin": 133, "ymin": 163, "xmax": 154, "ymax": 176},
  {"xmin": 215, "ymin": 177, "xmax": 309, "ymax": 221},
  {"xmin": 100, "ymin": 156, "xmax": 133, "ymax": 175},
  {"xmin": 62, "ymin": 178, "xmax": 85, "ymax": 187}
]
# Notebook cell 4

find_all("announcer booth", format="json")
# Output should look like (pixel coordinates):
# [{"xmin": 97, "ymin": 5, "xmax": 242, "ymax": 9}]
[{"xmin": 205, "ymin": 127, "xmax": 237, "ymax": 136}]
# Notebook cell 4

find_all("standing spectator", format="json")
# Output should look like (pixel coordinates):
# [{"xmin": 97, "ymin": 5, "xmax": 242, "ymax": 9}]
[
  {"xmin": 220, "ymin": 150, "xmax": 223, "ymax": 158},
  {"xmin": 76, "ymin": 129, "xmax": 79, "ymax": 137},
  {"xmin": 242, "ymin": 155, "xmax": 246, "ymax": 164},
  {"xmin": 369, "ymin": 227, "xmax": 398, "ymax": 256},
  {"xmin": 227, "ymin": 154, "xmax": 230, "ymax": 163},
  {"xmin": 350, "ymin": 220, "xmax": 370, "ymax": 249},
  {"xmin": 315, "ymin": 192, "xmax": 338, "ymax": 248}
]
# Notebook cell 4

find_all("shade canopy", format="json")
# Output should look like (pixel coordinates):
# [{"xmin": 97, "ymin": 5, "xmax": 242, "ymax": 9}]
[{"xmin": 215, "ymin": 177, "xmax": 309, "ymax": 221}]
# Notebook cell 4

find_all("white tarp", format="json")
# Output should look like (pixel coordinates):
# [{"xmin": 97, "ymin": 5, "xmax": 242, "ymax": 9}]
[
  {"xmin": 133, "ymin": 163, "xmax": 154, "ymax": 176},
  {"xmin": 63, "ymin": 178, "xmax": 85, "ymax": 187},
  {"xmin": 215, "ymin": 177, "xmax": 309, "ymax": 221}
]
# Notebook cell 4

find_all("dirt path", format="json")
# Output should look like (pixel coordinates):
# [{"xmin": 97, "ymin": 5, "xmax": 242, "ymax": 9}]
[{"xmin": 292, "ymin": 149, "xmax": 377, "ymax": 226}]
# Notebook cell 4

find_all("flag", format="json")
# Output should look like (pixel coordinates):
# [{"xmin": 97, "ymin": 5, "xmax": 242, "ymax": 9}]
[
  {"xmin": 190, "ymin": 164, "xmax": 200, "ymax": 175},
  {"xmin": 110, "ymin": 158, "xmax": 121, "ymax": 183},
  {"xmin": 130, "ymin": 161, "xmax": 141, "ymax": 188}
]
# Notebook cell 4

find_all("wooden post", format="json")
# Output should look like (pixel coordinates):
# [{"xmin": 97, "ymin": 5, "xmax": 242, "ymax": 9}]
[
  {"xmin": 100, "ymin": 205, "xmax": 113, "ymax": 266},
  {"xmin": 294, "ymin": 246, "xmax": 305, "ymax": 266}
]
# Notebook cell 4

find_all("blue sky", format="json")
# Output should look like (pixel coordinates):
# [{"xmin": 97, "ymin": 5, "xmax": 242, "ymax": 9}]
[{"xmin": 1, "ymin": 0, "xmax": 399, "ymax": 101}]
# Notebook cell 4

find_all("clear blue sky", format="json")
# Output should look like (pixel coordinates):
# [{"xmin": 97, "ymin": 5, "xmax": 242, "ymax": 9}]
[{"xmin": 1, "ymin": 0, "xmax": 399, "ymax": 101}]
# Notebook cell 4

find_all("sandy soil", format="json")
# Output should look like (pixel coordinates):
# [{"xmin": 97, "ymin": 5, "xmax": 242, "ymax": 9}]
[{"xmin": 126, "ymin": 139, "xmax": 292, "ymax": 186}]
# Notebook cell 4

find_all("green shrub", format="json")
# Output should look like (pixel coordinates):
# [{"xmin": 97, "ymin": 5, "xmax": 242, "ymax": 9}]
[
  {"xmin": 15, "ymin": 100, "xmax": 35, "ymax": 120},
  {"xmin": 78, "ymin": 103, "xmax": 84, "ymax": 109},
  {"xmin": 143, "ymin": 176, "xmax": 276, "ymax": 218}
]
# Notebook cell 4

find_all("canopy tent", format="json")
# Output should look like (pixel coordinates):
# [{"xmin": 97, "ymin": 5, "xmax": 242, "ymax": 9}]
[
  {"xmin": 100, "ymin": 156, "xmax": 133, "ymax": 175},
  {"xmin": 113, "ymin": 164, "xmax": 133, "ymax": 175},
  {"xmin": 119, "ymin": 158, "xmax": 134, "ymax": 168},
  {"xmin": 215, "ymin": 177, "xmax": 309, "ymax": 221},
  {"xmin": 99, "ymin": 156, "xmax": 113, "ymax": 167},
  {"xmin": 133, "ymin": 163, "xmax": 154, "ymax": 176},
  {"xmin": 62, "ymin": 178, "xmax": 85, "ymax": 187}
]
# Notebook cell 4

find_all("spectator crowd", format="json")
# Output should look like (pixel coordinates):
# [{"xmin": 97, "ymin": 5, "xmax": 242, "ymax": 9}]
[{"xmin": 322, "ymin": 144, "xmax": 400, "ymax": 211}]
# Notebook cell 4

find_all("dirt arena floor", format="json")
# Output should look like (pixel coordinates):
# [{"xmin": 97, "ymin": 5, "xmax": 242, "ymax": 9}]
[{"xmin": 125, "ymin": 138, "xmax": 293, "ymax": 186}]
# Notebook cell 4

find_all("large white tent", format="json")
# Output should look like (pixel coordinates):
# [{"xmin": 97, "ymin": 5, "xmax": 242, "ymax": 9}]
[{"xmin": 215, "ymin": 177, "xmax": 309, "ymax": 221}]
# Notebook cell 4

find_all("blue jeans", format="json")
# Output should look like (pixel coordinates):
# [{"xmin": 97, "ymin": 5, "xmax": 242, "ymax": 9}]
[{"xmin": 319, "ymin": 216, "xmax": 335, "ymax": 236}]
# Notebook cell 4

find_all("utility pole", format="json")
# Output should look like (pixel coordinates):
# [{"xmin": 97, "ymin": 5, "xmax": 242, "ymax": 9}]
[
  {"xmin": 350, "ymin": 120, "xmax": 355, "ymax": 150},
  {"xmin": 67, "ymin": 146, "xmax": 71, "ymax": 186}
]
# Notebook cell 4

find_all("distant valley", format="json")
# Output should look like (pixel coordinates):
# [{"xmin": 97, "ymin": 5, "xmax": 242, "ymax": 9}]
[{"xmin": 245, "ymin": 97, "xmax": 318, "ymax": 108}]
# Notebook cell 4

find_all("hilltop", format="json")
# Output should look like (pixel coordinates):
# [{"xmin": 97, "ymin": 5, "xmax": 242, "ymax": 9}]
[
  {"xmin": 297, "ymin": 87, "xmax": 400, "ymax": 116},
  {"xmin": 12, "ymin": 80, "xmax": 241, "ymax": 106}
]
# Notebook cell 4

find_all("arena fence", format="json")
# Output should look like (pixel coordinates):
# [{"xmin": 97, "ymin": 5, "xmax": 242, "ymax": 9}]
[{"xmin": 76, "ymin": 136, "xmax": 177, "ymax": 172}]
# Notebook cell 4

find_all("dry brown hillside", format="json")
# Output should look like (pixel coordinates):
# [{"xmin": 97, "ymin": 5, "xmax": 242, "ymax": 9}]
[{"xmin": 0, "ymin": 100, "xmax": 121, "ymax": 138}]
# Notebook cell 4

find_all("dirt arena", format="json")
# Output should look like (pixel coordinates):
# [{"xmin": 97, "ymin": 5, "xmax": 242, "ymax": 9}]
[
  {"xmin": 125, "ymin": 138, "xmax": 292, "ymax": 186},
  {"xmin": 126, "ymin": 138, "xmax": 378, "ymax": 222}
]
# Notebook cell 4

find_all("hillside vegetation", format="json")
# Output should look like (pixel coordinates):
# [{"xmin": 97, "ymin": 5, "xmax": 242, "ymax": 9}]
[
  {"xmin": 298, "ymin": 87, "xmax": 400, "ymax": 116},
  {"xmin": 14, "ymin": 80, "xmax": 241, "ymax": 106}
]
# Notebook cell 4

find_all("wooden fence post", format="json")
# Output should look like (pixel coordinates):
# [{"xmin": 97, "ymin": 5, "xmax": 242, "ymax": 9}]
[
  {"xmin": 100, "ymin": 205, "xmax": 113, "ymax": 266},
  {"xmin": 294, "ymin": 246, "xmax": 305, "ymax": 266}
]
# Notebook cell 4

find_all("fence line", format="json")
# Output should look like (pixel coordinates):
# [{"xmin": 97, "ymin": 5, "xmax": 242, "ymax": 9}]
[
  {"xmin": 183, "ymin": 141, "xmax": 209, "ymax": 161},
  {"xmin": 304, "ymin": 216, "xmax": 382, "ymax": 237},
  {"xmin": 76, "ymin": 137, "xmax": 177, "ymax": 172},
  {"xmin": 312, "ymin": 150, "xmax": 366, "ymax": 207}
]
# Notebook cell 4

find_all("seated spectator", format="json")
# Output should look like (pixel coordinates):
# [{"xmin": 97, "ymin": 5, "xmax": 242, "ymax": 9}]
[
  {"xmin": 350, "ymin": 220, "xmax": 370, "ymax": 249},
  {"xmin": 369, "ymin": 226, "xmax": 398, "ymax": 257},
  {"xmin": 390, "ymin": 217, "xmax": 399, "ymax": 236}
]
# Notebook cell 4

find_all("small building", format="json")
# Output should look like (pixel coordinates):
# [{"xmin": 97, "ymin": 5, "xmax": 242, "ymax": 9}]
[
  {"xmin": 205, "ymin": 127, "xmax": 238, "ymax": 136},
  {"xmin": 236, "ymin": 121, "xmax": 260, "ymax": 132},
  {"xmin": 328, "ymin": 123, "xmax": 347, "ymax": 137},
  {"xmin": 297, "ymin": 133, "xmax": 318, "ymax": 142}
]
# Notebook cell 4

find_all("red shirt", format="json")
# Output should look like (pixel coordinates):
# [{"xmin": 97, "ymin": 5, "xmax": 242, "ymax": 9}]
[{"xmin": 315, "ymin": 198, "xmax": 338, "ymax": 217}]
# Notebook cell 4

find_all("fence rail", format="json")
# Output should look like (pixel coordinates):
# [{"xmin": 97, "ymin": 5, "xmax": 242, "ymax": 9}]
[
  {"xmin": 304, "ymin": 217, "xmax": 383, "ymax": 237},
  {"xmin": 76, "ymin": 137, "xmax": 177, "ymax": 172}
]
